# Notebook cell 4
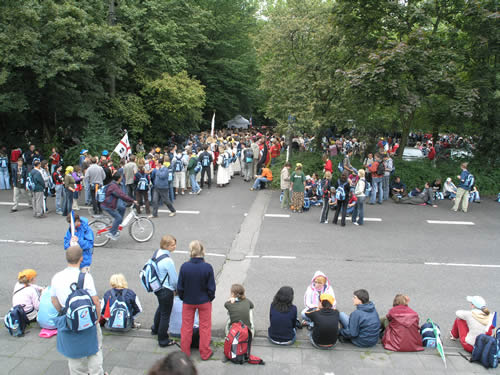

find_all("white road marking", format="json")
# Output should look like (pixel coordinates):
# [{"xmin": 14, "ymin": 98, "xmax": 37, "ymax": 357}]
[
  {"xmin": 425, "ymin": 262, "xmax": 500, "ymax": 268},
  {"xmin": 364, "ymin": 218, "xmax": 382, "ymax": 222},
  {"xmin": 205, "ymin": 252, "xmax": 226, "ymax": 258},
  {"xmin": 158, "ymin": 209, "xmax": 200, "ymax": 215},
  {"xmin": 426, "ymin": 220, "xmax": 475, "ymax": 225},
  {"xmin": 264, "ymin": 214, "xmax": 290, "ymax": 218},
  {"xmin": 244, "ymin": 213, "xmax": 248, "ymax": 216},
  {"xmin": 262, "ymin": 255, "xmax": 296, "ymax": 260},
  {"xmin": 0, "ymin": 202, "xmax": 28, "ymax": 206},
  {"xmin": 245, "ymin": 255, "xmax": 260, "ymax": 258},
  {"xmin": 0, "ymin": 239, "xmax": 49, "ymax": 245}
]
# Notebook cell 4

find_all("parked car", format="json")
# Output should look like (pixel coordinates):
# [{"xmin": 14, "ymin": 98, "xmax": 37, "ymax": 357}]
[{"xmin": 402, "ymin": 147, "xmax": 425, "ymax": 161}]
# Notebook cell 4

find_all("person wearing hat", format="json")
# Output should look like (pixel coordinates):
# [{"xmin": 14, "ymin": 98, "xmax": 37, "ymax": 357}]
[
  {"xmin": 304, "ymin": 293, "xmax": 339, "ymax": 349},
  {"xmin": 12, "ymin": 269, "xmax": 43, "ymax": 322},
  {"xmin": 79, "ymin": 149, "xmax": 88, "ymax": 169},
  {"xmin": 443, "ymin": 177, "xmax": 457, "ymax": 200},
  {"xmin": 62, "ymin": 165, "xmax": 76, "ymax": 217},
  {"xmin": 451, "ymin": 296, "xmax": 493, "ymax": 353}
]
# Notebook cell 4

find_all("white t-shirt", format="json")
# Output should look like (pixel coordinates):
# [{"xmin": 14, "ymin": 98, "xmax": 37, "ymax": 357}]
[{"xmin": 50, "ymin": 267, "xmax": 97, "ymax": 307}]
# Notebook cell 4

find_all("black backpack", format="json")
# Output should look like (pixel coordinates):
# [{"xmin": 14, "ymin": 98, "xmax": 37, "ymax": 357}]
[
  {"xmin": 376, "ymin": 161, "xmax": 385, "ymax": 175},
  {"xmin": 470, "ymin": 331, "xmax": 499, "ymax": 369},
  {"xmin": 4, "ymin": 305, "xmax": 30, "ymax": 337}
]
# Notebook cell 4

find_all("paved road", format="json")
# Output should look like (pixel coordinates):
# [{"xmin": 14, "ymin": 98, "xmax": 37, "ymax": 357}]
[{"xmin": 0, "ymin": 178, "xmax": 498, "ymax": 374}]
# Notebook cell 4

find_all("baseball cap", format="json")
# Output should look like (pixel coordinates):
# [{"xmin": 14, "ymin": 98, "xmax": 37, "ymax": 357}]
[
  {"xmin": 466, "ymin": 296, "xmax": 486, "ymax": 309},
  {"xmin": 320, "ymin": 293, "xmax": 335, "ymax": 306},
  {"xmin": 80, "ymin": 149, "xmax": 88, "ymax": 155},
  {"xmin": 102, "ymin": 150, "xmax": 109, "ymax": 156}
]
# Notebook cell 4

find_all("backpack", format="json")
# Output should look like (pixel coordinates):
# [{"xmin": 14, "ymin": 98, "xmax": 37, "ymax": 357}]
[
  {"xmin": 137, "ymin": 176, "xmax": 149, "ymax": 191},
  {"xmin": 201, "ymin": 153, "xmax": 211, "ymax": 167},
  {"xmin": 464, "ymin": 173, "xmax": 475, "ymax": 190},
  {"xmin": 224, "ymin": 321, "xmax": 264, "ymax": 365},
  {"xmin": 336, "ymin": 181, "xmax": 346, "ymax": 201},
  {"xmin": 174, "ymin": 157, "xmax": 183, "ymax": 172},
  {"xmin": 223, "ymin": 154, "xmax": 231, "ymax": 168},
  {"xmin": 140, "ymin": 250, "xmax": 170, "ymax": 293},
  {"xmin": 97, "ymin": 184, "xmax": 108, "ymax": 203},
  {"xmin": 420, "ymin": 321, "xmax": 441, "ymax": 348},
  {"xmin": 105, "ymin": 289, "xmax": 132, "ymax": 332},
  {"xmin": 26, "ymin": 172, "xmax": 36, "ymax": 191},
  {"xmin": 4, "ymin": 305, "xmax": 30, "ymax": 337},
  {"xmin": 167, "ymin": 167, "xmax": 174, "ymax": 182},
  {"xmin": 303, "ymin": 197, "xmax": 310, "ymax": 211},
  {"xmin": 244, "ymin": 149, "xmax": 253, "ymax": 164},
  {"xmin": 64, "ymin": 273, "xmax": 98, "ymax": 332},
  {"xmin": 0, "ymin": 156, "xmax": 7, "ymax": 168},
  {"xmin": 337, "ymin": 161, "xmax": 344, "ymax": 173},
  {"xmin": 316, "ymin": 180, "xmax": 324, "ymax": 197},
  {"xmin": 376, "ymin": 161, "xmax": 385, "ymax": 175},
  {"xmin": 471, "ymin": 330, "xmax": 499, "ymax": 369},
  {"xmin": 194, "ymin": 161, "xmax": 202, "ymax": 174}
]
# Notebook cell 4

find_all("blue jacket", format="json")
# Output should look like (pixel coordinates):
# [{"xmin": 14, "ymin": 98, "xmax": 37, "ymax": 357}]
[
  {"xmin": 177, "ymin": 258, "xmax": 216, "ymax": 305},
  {"xmin": 155, "ymin": 249, "xmax": 178, "ymax": 292},
  {"xmin": 458, "ymin": 170, "xmax": 471, "ymax": 190},
  {"xmin": 340, "ymin": 302, "xmax": 380, "ymax": 347},
  {"xmin": 268, "ymin": 304, "xmax": 297, "ymax": 342},
  {"xmin": 64, "ymin": 217, "xmax": 94, "ymax": 268},
  {"xmin": 153, "ymin": 167, "xmax": 170, "ymax": 189}
]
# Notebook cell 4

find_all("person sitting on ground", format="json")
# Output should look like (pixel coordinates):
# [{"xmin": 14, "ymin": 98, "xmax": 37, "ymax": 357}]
[
  {"xmin": 63, "ymin": 214, "xmax": 94, "ymax": 273},
  {"xmin": 305, "ymin": 294, "xmax": 339, "ymax": 349},
  {"xmin": 381, "ymin": 294, "xmax": 424, "ymax": 352},
  {"xmin": 431, "ymin": 178, "xmax": 444, "ymax": 200},
  {"xmin": 250, "ymin": 166, "xmax": 272, "ymax": 191},
  {"xmin": 224, "ymin": 284, "xmax": 255, "ymax": 336},
  {"xmin": 305, "ymin": 175, "xmax": 315, "ymax": 199},
  {"xmin": 12, "ymin": 269, "xmax": 43, "ymax": 323},
  {"xmin": 148, "ymin": 351, "xmax": 198, "ymax": 375},
  {"xmin": 394, "ymin": 182, "xmax": 437, "ymax": 207},
  {"xmin": 346, "ymin": 190, "xmax": 358, "ymax": 216},
  {"xmin": 101, "ymin": 274, "xmax": 143, "ymax": 330},
  {"xmin": 339, "ymin": 289, "xmax": 380, "ymax": 348},
  {"xmin": 468, "ymin": 185, "xmax": 480, "ymax": 203},
  {"xmin": 451, "ymin": 296, "xmax": 493, "ymax": 353},
  {"xmin": 390, "ymin": 176, "xmax": 406, "ymax": 199},
  {"xmin": 301, "ymin": 271, "xmax": 336, "ymax": 327},
  {"xmin": 443, "ymin": 177, "xmax": 457, "ymax": 200},
  {"xmin": 268, "ymin": 286, "xmax": 299, "ymax": 345}
]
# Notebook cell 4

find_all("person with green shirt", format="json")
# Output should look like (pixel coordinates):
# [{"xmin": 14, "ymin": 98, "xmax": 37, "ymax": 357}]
[
  {"xmin": 290, "ymin": 163, "xmax": 306, "ymax": 213},
  {"xmin": 187, "ymin": 152, "xmax": 201, "ymax": 195}
]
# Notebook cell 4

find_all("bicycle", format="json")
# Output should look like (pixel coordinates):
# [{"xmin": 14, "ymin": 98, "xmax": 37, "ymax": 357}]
[{"xmin": 89, "ymin": 207, "xmax": 155, "ymax": 247}]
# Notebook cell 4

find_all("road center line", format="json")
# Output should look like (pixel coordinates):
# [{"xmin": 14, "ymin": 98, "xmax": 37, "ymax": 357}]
[
  {"xmin": 364, "ymin": 218, "xmax": 382, "ymax": 222},
  {"xmin": 264, "ymin": 214, "xmax": 290, "ymax": 218},
  {"xmin": 262, "ymin": 255, "xmax": 296, "ymax": 260},
  {"xmin": 158, "ymin": 209, "xmax": 200, "ymax": 215},
  {"xmin": 0, "ymin": 239, "xmax": 49, "ymax": 245},
  {"xmin": 426, "ymin": 220, "xmax": 474, "ymax": 225},
  {"xmin": 0, "ymin": 202, "xmax": 28, "ymax": 206},
  {"xmin": 425, "ymin": 262, "xmax": 500, "ymax": 268}
]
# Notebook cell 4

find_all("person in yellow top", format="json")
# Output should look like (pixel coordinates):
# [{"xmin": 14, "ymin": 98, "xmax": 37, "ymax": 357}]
[{"xmin": 250, "ymin": 167, "xmax": 273, "ymax": 191}]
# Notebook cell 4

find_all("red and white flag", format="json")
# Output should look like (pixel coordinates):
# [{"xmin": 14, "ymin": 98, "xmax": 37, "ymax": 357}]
[{"xmin": 113, "ymin": 133, "xmax": 132, "ymax": 159}]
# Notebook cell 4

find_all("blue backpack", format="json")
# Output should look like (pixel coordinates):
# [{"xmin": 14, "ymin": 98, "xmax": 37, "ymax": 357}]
[
  {"xmin": 105, "ymin": 289, "xmax": 132, "ymax": 332},
  {"xmin": 420, "ymin": 321, "xmax": 441, "ymax": 348},
  {"xmin": 464, "ymin": 173, "xmax": 475, "ymax": 190},
  {"xmin": 0, "ymin": 156, "xmax": 7, "ymax": 168},
  {"xmin": 194, "ymin": 160, "xmax": 202, "ymax": 174},
  {"xmin": 316, "ymin": 181, "xmax": 324, "ymax": 197},
  {"xmin": 64, "ymin": 273, "xmax": 98, "ymax": 332},
  {"xmin": 97, "ymin": 184, "xmax": 108, "ymax": 203},
  {"xmin": 140, "ymin": 250, "xmax": 170, "ymax": 293},
  {"xmin": 336, "ymin": 182, "xmax": 346, "ymax": 201},
  {"xmin": 4, "ymin": 304, "xmax": 29, "ymax": 337},
  {"xmin": 26, "ymin": 172, "xmax": 36, "ymax": 191},
  {"xmin": 337, "ymin": 161, "xmax": 344, "ymax": 173},
  {"xmin": 471, "ymin": 330, "xmax": 499, "ymax": 369},
  {"xmin": 137, "ymin": 176, "xmax": 149, "ymax": 191},
  {"xmin": 174, "ymin": 157, "xmax": 183, "ymax": 172},
  {"xmin": 201, "ymin": 153, "xmax": 211, "ymax": 167},
  {"xmin": 223, "ymin": 154, "xmax": 231, "ymax": 168},
  {"xmin": 244, "ymin": 149, "xmax": 253, "ymax": 164}
]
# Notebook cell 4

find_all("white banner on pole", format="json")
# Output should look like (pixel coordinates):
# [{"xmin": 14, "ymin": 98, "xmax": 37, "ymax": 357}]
[
  {"xmin": 113, "ymin": 133, "xmax": 132, "ymax": 159},
  {"xmin": 210, "ymin": 112, "xmax": 215, "ymax": 137}
]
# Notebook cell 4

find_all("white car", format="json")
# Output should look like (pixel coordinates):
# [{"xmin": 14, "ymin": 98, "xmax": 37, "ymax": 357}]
[{"xmin": 402, "ymin": 147, "xmax": 425, "ymax": 161}]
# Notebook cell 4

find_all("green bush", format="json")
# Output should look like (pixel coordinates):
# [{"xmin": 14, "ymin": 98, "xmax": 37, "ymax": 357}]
[{"xmin": 269, "ymin": 151, "xmax": 500, "ymax": 196}]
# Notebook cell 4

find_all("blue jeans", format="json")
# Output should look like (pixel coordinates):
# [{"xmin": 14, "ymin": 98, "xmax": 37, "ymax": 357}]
[
  {"xmin": 84, "ymin": 183, "xmax": 91, "ymax": 205},
  {"xmin": 0, "ymin": 167, "xmax": 10, "ymax": 189},
  {"xmin": 346, "ymin": 206, "xmax": 355, "ymax": 215},
  {"xmin": 55, "ymin": 184, "xmax": 63, "ymax": 212},
  {"xmin": 103, "ymin": 205, "xmax": 125, "ymax": 235},
  {"xmin": 352, "ymin": 196, "xmax": 365, "ymax": 225},
  {"xmin": 189, "ymin": 174, "xmax": 200, "ymax": 193},
  {"xmin": 308, "ymin": 331, "xmax": 335, "ymax": 350},
  {"xmin": 169, "ymin": 185, "xmax": 175, "ymax": 201},
  {"xmin": 252, "ymin": 177, "xmax": 268, "ymax": 190},
  {"xmin": 383, "ymin": 175, "xmax": 390, "ymax": 200},
  {"xmin": 339, "ymin": 312, "xmax": 350, "ymax": 335},
  {"xmin": 268, "ymin": 329, "xmax": 296, "ymax": 345},
  {"xmin": 62, "ymin": 188, "xmax": 73, "ymax": 216},
  {"xmin": 370, "ymin": 177, "xmax": 383, "ymax": 204}
]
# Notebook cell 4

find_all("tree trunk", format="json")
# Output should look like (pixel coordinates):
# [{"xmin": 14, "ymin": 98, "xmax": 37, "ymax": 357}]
[{"xmin": 396, "ymin": 111, "xmax": 415, "ymax": 158}]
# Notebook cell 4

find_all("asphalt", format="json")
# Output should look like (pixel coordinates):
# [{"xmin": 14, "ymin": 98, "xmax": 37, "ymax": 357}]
[{"xmin": 0, "ymin": 177, "xmax": 498, "ymax": 374}]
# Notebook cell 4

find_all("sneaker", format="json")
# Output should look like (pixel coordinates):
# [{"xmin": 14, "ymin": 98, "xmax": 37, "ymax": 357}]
[
  {"xmin": 106, "ymin": 232, "xmax": 119, "ymax": 241},
  {"xmin": 169, "ymin": 212, "xmax": 176, "ymax": 217},
  {"xmin": 189, "ymin": 192, "xmax": 194, "ymax": 195},
  {"xmin": 197, "ymin": 189, "xmax": 202, "ymax": 195},
  {"xmin": 181, "ymin": 191, "xmax": 185, "ymax": 195},
  {"xmin": 325, "ymin": 220, "xmax": 328, "ymax": 224},
  {"xmin": 133, "ymin": 322, "xmax": 141, "ymax": 329},
  {"xmin": 250, "ymin": 188, "xmax": 254, "ymax": 191},
  {"xmin": 10, "ymin": 209, "xmax": 17, "ymax": 213},
  {"xmin": 449, "ymin": 332, "xmax": 457, "ymax": 341},
  {"xmin": 353, "ymin": 222, "xmax": 359, "ymax": 226},
  {"xmin": 93, "ymin": 214, "xmax": 103, "ymax": 218}
]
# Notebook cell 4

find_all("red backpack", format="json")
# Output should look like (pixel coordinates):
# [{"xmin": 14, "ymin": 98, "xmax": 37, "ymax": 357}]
[{"xmin": 224, "ymin": 321, "xmax": 264, "ymax": 365}]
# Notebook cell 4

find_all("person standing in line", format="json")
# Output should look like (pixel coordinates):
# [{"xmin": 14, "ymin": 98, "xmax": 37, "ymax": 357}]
[
  {"xmin": 251, "ymin": 139, "xmax": 260, "ymax": 177},
  {"xmin": 31, "ymin": 160, "xmax": 46, "ymax": 218},
  {"xmin": 452, "ymin": 162, "xmax": 473, "ymax": 213},
  {"xmin": 52, "ymin": 164, "xmax": 64, "ymax": 214},
  {"xmin": 10, "ymin": 147, "xmax": 22, "ymax": 185},
  {"xmin": 150, "ymin": 235, "xmax": 179, "ymax": 347},
  {"xmin": 11, "ymin": 159, "xmax": 32, "ymax": 212},
  {"xmin": 280, "ymin": 162, "xmax": 292, "ymax": 209},
  {"xmin": 187, "ymin": 152, "xmax": 202, "ymax": 195},
  {"xmin": 23, "ymin": 144, "xmax": 36, "ymax": 172},
  {"xmin": 333, "ymin": 172, "xmax": 350, "ymax": 226},
  {"xmin": 123, "ymin": 155, "xmax": 138, "ymax": 198},
  {"xmin": 199, "ymin": 144, "xmax": 213, "ymax": 189},
  {"xmin": 177, "ymin": 240, "xmax": 216, "ymax": 361},
  {"xmin": 151, "ymin": 162, "xmax": 176, "ymax": 218},
  {"xmin": 62, "ymin": 166, "xmax": 76, "ymax": 217},
  {"xmin": 352, "ymin": 169, "xmax": 366, "ymax": 226},
  {"xmin": 290, "ymin": 163, "xmax": 306, "ymax": 213},
  {"xmin": 84, "ymin": 157, "xmax": 106, "ymax": 216},
  {"xmin": 241, "ymin": 143, "xmax": 254, "ymax": 182},
  {"xmin": 368, "ymin": 153, "xmax": 384, "ymax": 205},
  {"xmin": 49, "ymin": 147, "xmax": 61, "ymax": 175},
  {"xmin": 382, "ymin": 154, "xmax": 393, "ymax": 201},
  {"xmin": 319, "ymin": 171, "xmax": 332, "ymax": 223},
  {"xmin": 0, "ymin": 149, "xmax": 10, "ymax": 190}
]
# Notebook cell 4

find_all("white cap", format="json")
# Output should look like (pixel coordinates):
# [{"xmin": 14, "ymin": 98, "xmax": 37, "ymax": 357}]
[{"xmin": 466, "ymin": 296, "xmax": 486, "ymax": 309}]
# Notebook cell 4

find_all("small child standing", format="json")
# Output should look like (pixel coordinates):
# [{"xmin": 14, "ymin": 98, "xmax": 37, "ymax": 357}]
[{"xmin": 224, "ymin": 284, "xmax": 255, "ymax": 336}]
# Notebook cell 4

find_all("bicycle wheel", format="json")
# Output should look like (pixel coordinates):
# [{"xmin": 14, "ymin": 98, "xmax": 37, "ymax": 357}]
[
  {"xmin": 89, "ymin": 220, "xmax": 111, "ymax": 247},
  {"xmin": 129, "ymin": 217, "xmax": 155, "ymax": 243}
]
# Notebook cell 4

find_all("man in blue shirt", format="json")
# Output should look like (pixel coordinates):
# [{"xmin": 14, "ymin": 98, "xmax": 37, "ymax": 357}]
[{"xmin": 452, "ymin": 162, "xmax": 472, "ymax": 213}]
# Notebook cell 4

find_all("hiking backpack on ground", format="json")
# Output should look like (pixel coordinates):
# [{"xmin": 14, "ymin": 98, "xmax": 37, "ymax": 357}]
[
  {"xmin": 224, "ymin": 321, "xmax": 264, "ymax": 365},
  {"xmin": 105, "ymin": 289, "xmax": 132, "ymax": 332},
  {"xmin": 470, "ymin": 329, "xmax": 499, "ymax": 369},
  {"xmin": 64, "ymin": 273, "xmax": 98, "ymax": 332},
  {"xmin": 420, "ymin": 321, "xmax": 441, "ymax": 348},
  {"xmin": 140, "ymin": 250, "xmax": 170, "ymax": 293},
  {"xmin": 4, "ymin": 305, "xmax": 30, "ymax": 337}
]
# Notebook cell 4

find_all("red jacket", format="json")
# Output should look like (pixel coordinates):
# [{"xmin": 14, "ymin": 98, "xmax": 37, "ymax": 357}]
[
  {"xmin": 382, "ymin": 305, "xmax": 424, "ymax": 352},
  {"xmin": 324, "ymin": 159, "xmax": 333, "ymax": 173}
]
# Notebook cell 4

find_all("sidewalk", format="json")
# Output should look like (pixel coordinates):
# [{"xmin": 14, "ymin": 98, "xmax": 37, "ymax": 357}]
[{"xmin": 0, "ymin": 325, "xmax": 495, "ymax": 375}]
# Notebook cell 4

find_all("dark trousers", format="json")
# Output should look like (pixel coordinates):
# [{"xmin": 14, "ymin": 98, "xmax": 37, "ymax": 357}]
[
  {"xmin": 320, "ymin": 199, "xmax": 329, "ymax": 223},
  {"xmin": 333, "ymin": 199, "xmax": 348, "ymax": 226},
  {"xmin": 200, "ymin": 167, "xmax": 211, "ymax": 188},
  {"xmin": 126, "ymin": 184, "xmax": 135, "ymax": 199},
  {"xmin": 136, "ymin": 190, "xmax": 150, "ymax": 214},
  {"xmin": 153, "ymin": 288, "xmax": 174, "ymax": 346},
  {"xmin": 62, "ymin": 188, "xmax": 74, "ymax": 216},
  {"xmin": 90, "ymin": 184, "xmax": 102, "ymax": 214},
  {"xmin": 153, "ymin": 188, "xmax": 176, "ymax": 216}
]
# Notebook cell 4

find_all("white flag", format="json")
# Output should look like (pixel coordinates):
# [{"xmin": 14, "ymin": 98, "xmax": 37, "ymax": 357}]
[
  {"xmin": 210, "ymin": 112, "xmax": 215, "ymax": 137},
  {"xmin": 113, "ymin": 133, "xmax": 131, "ymax": 159}
]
